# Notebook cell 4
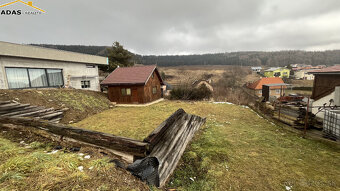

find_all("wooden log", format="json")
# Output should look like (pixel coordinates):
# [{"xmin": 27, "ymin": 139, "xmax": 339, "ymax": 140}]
[
  {"xmin": 0, "ymin": 106, "xmax": 42, "ymax": 116},
  {"xmin": 39, "ymin": 111, "xmax": 64, "ymax": 120},
  {"xmin": 13, "ymin": 108, "xmax": 54, "ymax": 117},
  {"xmin": 144, "ymin": 109, "xmax": 186, "ymax": 147},
  {"xmin": 144, "ymin": 109, "xmax": 206, "ymax": 187},
  {"xmin": 0, "ymin": 101, "xmax": 12, "ymax": 105},
  {"xmin": 273, "ymin": 115, "xmax": 295, "ymax": 126},
  {"xmin": 0, "ymin": 103, "xmax": 30, "ymax": 112},
  {"xmin": 0, "ymin": 116, "xmax": 149, "ymax": 157}
]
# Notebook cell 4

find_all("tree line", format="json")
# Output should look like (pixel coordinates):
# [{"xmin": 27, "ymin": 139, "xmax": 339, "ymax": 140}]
[{"xmin": 31, "ymin": 44, "xmax": 340, "ymax": 68}]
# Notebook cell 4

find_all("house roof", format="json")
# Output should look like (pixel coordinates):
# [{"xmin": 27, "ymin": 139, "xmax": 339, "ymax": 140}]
[
  {"xmin": 247, "ymin": 77, "xmax": 285, "ymax": 90},
  {"xmin": 100, "ymin": 65, "xmax": 164, "ymax": 86},
  {"xmin": 308, "ymin": 65, "xmax": 340, "ymax": 74},
  {"xmin": 0, "ymin": 41, "xmax": 108, "ymax": 65},
  {"xmin": 265, "ymin": 67, "xmax": 289, "ymax": 72}
]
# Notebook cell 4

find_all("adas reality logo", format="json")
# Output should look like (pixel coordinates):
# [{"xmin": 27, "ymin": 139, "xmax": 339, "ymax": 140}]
[{"xmin": 0, "ymin": 0, "xmax": 45, "ymax": 15}]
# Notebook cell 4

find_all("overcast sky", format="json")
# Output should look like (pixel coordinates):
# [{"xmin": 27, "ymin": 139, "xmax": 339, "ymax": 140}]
[{"xmin": 1, "ymin": 0, "xmax": 340, "ymax": 55}]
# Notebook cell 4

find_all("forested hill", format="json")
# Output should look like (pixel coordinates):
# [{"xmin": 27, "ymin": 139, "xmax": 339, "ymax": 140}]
[{"xmin": 31, "ymin": 44, "xmax": 340, "ymax": 67}]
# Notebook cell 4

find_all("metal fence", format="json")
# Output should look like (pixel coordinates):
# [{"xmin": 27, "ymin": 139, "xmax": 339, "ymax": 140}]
[{"xmin": 323, "ymin": 110, "xmax": 340, "ymax": 140}]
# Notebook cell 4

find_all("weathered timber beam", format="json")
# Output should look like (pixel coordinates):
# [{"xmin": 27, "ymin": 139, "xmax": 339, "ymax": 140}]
[
  {"xmin": 144, "ymin": 108, "xmax": 186, "ymax": 147},
  {"xmin": 0, "ymin": 106, "xmax": 42, "ymax": 116},
  {"xmin": 143, "ymin": 108, "xmax": 206, "ymax": 187},
  {"xmin": 0, "ymin": 116, "xmax": 149, "ymax": 157}
]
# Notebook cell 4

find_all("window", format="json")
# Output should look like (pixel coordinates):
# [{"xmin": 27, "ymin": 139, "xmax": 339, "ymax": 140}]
[
  {"xmin": 86, "ymin": 65, "xmax": 95, "ymax": 68},
  {"xmin": 81, "ymin": 80, "xmax": 90, "ymax": 88},
  {"xmin": 28, "ymin": 68, "xmax": 48, "ymax": 87},
  {"xmin": 5, "ymin": 68, "xmax": 30, "ymax": 89},
  {"xmin": 5, "ymin": 67, "xmax": 64, "ymax": 89},
  {"xmin": 152, "ymin": 73, "xmax": 154, "ymax": 78},
  {"xmin": 47, "ymin": 69, "xmax": 63, "ymax": 86},
  {"xmin": 258, "ymin": 90, "xmax": 262, "ymax": 94},
  {"xmin": 152, "ymin": 86, "xmax": 157, "ymax": 94},
  {"xmin": 276, "ymin": 89, "xmax": 280, "ymax": 94},
  {"xmin": 121, "ymin": 88, "xmax": 131, "ymax": 95}
]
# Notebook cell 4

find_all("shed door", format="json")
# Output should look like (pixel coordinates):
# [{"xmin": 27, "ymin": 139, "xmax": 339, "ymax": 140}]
[{"xmin": 132, "ymin": 88, "xmax": 138, "ymax": 103}]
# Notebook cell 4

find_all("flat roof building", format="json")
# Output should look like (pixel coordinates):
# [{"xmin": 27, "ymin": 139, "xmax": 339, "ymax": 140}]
[{"xmin": 0, "ymin": 41, "xmax": 108, "ymax": 91}]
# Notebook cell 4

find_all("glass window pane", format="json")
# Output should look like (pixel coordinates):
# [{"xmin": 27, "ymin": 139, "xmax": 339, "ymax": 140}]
[
  {"xmin": 121, "ymin": 88, "xmax": 126, "ymax": 95},
  {"xmin": 47, "ymin": 69, "xmax": 63, "ymax": 86},
  {"xmin": 6, "ymin": 68, "xmax": 30, "ymax": 89},
  {"xmin": 126, "ymin": 88, "xmax": 131, "ymax": 95},
  {"xmin": 28, "ymin": 69, "xmax": 48, "ymax": 87}
]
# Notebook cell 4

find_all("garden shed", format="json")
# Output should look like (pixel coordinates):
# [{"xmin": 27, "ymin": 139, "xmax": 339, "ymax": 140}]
[{"xmin": 101, "ymin": 65, "xmax": 164, "ymax": 104}]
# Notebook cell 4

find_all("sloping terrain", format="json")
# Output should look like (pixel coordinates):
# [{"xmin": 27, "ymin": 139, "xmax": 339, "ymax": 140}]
[
  {"xmin": 74, "ymin": 101, "xmax": 340, "ymax": 190},
  {"xmin": 0, "ymin": 89, "xmax": 112, "ymax": 123},
  {"xmin": 0, "ymin": 127, "xmax": 148, "ymax": 190}
]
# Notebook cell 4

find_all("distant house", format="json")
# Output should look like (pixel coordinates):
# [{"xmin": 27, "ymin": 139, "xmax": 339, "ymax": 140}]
[
  {"xmin": 308, "ymin": 65, "xmax": 340, "ymax": 119},
  {"xmin": 251, "ymin": 66, "xmax": 262, "ymax": 73},
  {"xmin": 294, "ymin": 69, "xmax": 315, "ymax": 80},
  {"xmin": 192, "ymin": 79, "xmax": 213, "ymax": 92},
  {"xmin": 0, "ymin": 41, "xmax": 108, "ymax": 91},
  {"xmin": 247, "ymin": 77, "xmax": 286, "ymax": 97},
  {"xmin": 264, "ymin": 67, "xmax": 290, "ymax": 78},
  {"xmin": 100, "ymin": 65, "xmax": 164, "ymax": 104}
]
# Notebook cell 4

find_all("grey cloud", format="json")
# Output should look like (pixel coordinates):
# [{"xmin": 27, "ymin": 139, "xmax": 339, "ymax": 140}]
[{"xmin": 0, "ymin": 0, "xmax": 339, "ymax": 54}]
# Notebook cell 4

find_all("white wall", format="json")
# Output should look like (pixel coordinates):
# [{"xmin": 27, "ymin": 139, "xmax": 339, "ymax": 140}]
[
  {"xmin": 0, "ymin": 56, "xmax": 101, "ymax": 91},
  {"xmin": 311, "ymin": 91, "xmax": 336, "ymax": 119}
]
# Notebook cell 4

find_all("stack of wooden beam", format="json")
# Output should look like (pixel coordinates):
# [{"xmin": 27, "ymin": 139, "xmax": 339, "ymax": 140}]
[
  {"xmin": 0, "ymin": 101, "xmax": 65, "ymax": 123},
  {"xmin": 272, "ymin": 104, "xmax": 316, "ymax": 128}
]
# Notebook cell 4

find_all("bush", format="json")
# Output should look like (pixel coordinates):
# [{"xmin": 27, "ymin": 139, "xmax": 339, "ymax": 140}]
[{"xmin": 170, "ymin": 84, "xmax": 212, "ymax": 100}]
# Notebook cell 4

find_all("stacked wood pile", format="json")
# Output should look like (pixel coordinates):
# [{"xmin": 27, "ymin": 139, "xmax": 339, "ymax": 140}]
[
  {"xmin": 272, "ymin": 103, "xmax": 317, "ymax": 128},
  {"xmin": 0, "ymin": 101, "xmax": 65, "ymax": 123}
]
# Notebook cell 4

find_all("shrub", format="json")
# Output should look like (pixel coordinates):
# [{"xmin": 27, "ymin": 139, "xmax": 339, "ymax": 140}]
[{"xmin": 170, "ymin": 84, "xmax": 212, "ymax": 100}]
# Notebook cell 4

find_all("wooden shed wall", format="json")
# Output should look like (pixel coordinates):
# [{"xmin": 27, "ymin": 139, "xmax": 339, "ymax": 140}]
[
  {"xmin": 143, "ymin": 71, "xmax": 162, "ymax": 103},
  {"xmin": 108, "ymin": 85, "xmax": 144, "ymax": 104},
  {"xmin": 107, "ymin": 70, "xmax": 162, "ymax": 104},
  {"xmin": 312, "ymin": 74, "xmax": 340, "ymax": 100}
]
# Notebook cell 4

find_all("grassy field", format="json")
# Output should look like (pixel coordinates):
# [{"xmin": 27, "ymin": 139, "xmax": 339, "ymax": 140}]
[
  {"xmin": 74, "ymin": 100, "xmax": 340, "ymax": 191},
  {"xmin": 0, "ymin": 131, "xmax": 148, "ymax": 190}
]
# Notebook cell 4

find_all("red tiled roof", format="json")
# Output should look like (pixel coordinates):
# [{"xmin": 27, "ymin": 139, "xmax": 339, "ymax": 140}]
[
  {"xmin": 308, "ymin": 65, "xmax": 340, "ymax": 74},
  {"xmin": 247, "ymin": 77, "xmax": 285, "ymax": 90},
  {"xmin": 101, "ymin": 65, "xmax": 163, "ymax": 85}
]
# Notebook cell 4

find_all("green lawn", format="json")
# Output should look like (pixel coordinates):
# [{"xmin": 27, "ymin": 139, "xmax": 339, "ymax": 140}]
[
  {"xmin": 0, "ymin": 135, "xmax": 147, "ymax": 190},
  {"xmin": 74, "ymin": 100, "xmax": 340, "ymax": 191}
]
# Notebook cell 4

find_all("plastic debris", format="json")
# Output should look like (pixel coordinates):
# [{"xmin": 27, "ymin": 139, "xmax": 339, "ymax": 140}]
[
  {"xmin": 84, "ymin": 155, "xmax": 91, "ymax": 159},
  {"xmin": 47, "ymin": 150, "xmax": 59, "ymax": 154},
  {"xmin": 285, "ymin": 185, "xmax": 292, "ymax": 191},
  {"xmin": 189, "ymin": 177, "xmax": 195, "ymax": 182},
  {"xmin": 78, "ymin": 166, "xmax": 84, "ymax": 172},
  {"xmin": 78, "ymin": 153, "xmax": 84, "ymax": 156},
  {"xmin": 89, "ymin": 166, "xmax": 94, "ymax": 170}
]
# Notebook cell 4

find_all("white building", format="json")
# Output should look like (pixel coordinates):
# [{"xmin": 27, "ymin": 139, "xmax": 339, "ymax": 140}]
[
  {"xmin": 293, "ymin": 69, "xmax": 315, "ymax": 80},
  {"xmin": 0, "ymin": 41, "xmax": 108, "ymax": 91},
  {"xmin": 251, "ymin": 66, "xmax": 262, "ymax": 72}
]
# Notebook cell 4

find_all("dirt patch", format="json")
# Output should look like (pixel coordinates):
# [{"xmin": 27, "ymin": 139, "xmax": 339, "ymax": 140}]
[{"xmin": 0, "ymin": 89, "xmax": 112, "ymax": 124}]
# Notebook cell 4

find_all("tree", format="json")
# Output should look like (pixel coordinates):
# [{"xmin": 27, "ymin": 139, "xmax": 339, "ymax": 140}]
[{"xmin": 105, "ymin": 42, "xmax": 133, "ymax": 72}]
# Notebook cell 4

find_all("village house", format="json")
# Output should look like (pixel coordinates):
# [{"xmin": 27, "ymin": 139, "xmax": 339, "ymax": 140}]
[
  {"xmin": 251, "ymin": 66, "xmax": 262, "ymax": 73},
  {"xmin": 100, "ymin": 65, "xmax": 164, "ymax": 104},
  {"xmin": 264, "ymin": 67, "xmax": 290, "ymax": 78},
  {"xmin": 247, "ymin": 77, "xmax": 286, "ymax": 97},
  {"xmin": 293, "ymin": 69, "xmax": 315, "ymax": 80},
  {"xmin": 0, "ymin": 41, "xmax": 108, "ymax": 91},
  {"xmin": 308, "ymin": 65, "xmax": 340, "ymax": 119}
]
